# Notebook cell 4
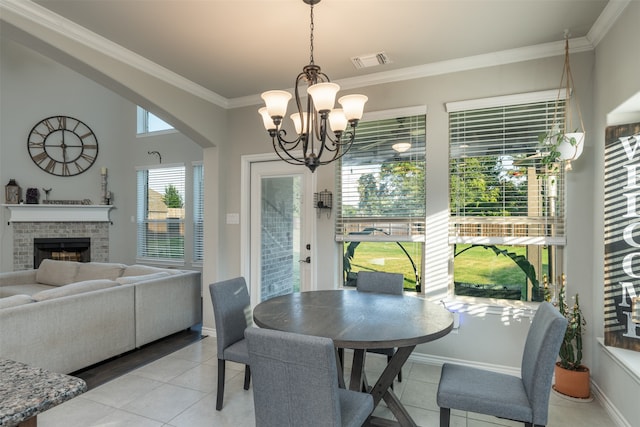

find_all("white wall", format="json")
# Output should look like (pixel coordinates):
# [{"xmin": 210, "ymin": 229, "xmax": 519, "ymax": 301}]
[
  {"xmin": 2, "ymin": 3, "xmax": 640, "ymax": 424},
  {"xmin": 0, "ymin": 38, "xmax": 203, "ymax": 270},
  {"xmin": 224, "ymin": 51, "xmax": 595, "ymax": 367},
  {"xmin": 591, "ymin": 2, "xmax": 640, "ymax": 425}
]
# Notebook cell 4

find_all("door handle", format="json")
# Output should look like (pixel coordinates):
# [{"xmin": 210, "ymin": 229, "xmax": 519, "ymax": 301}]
[{"xmin": 299, "ymin": 256, "xmax": 311, "ymax": 264}]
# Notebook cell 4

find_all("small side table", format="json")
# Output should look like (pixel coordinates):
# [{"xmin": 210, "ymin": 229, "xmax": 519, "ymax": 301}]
[{"xmin": 0, "ymin": 359, "xmax": 87, "ymax": 427}]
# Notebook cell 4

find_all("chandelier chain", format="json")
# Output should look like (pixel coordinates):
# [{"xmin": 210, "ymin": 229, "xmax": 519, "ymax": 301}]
[{"xmin": 309, "ymin": 3, "xmax": 315, "ymax": 65}]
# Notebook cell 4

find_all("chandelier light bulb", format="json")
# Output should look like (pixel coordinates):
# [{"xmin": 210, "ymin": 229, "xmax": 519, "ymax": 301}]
[
  {"xmin": 261, "ymin": 90, "xmax": 292, "ymax": 120},
  {"xmin": 339, "ymin": 94, "xmax": 368, "ymax": 121},
  {"xmin": 307, "ymin": 82, "xmax": 340, "ymax": 113}
]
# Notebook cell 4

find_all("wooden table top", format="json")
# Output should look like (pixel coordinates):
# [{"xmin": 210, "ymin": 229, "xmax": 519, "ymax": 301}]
[{"xmin": 253, "ymin": 289, "xmax": 454, "ymax": 349}]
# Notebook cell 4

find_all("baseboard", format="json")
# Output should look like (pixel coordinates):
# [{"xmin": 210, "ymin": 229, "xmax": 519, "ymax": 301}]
[
  {"xmin": 590, "ymin": 377, "xmax": 632, "ymax": 427},
  {"xmin": 407, "ymin": 351, "xmax": 521, "ymax": 376}
]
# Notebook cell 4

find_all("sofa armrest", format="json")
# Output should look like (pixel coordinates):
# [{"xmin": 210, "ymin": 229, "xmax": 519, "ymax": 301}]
[
  {"xmin": 0, "ymin": 270, "xmax": 37, "ymax": 287},
  {"xmin": 134, "ymin": 271, "xmax": 202, "ymax": 347}
]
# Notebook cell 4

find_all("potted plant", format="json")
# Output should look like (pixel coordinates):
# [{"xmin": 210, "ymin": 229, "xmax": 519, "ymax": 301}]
[
  {"xmin": 538, "ymin": 130, "xmax": 585, "ymax": 169},
  {"xmin": 553, "ymin": 276, "xmax": 590, "ymax": 399}
]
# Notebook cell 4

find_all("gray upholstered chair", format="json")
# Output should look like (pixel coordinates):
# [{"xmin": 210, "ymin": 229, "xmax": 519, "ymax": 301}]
[
  {"xmin": 209, "ymin": 277, "xmax": 252, "ymax": 410},
  {"xmin": 245, "ymin": 327, "xmax": 374, "ymax": 427},
  {"xmin": 356, "ymin": 271, "xmax": 404, "ymax": 383},
  {"xmin": 436, "ymin": 302, "xmax": 568, "ymax": 427}
]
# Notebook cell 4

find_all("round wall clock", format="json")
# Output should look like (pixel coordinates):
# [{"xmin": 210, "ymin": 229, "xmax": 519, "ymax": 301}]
[{"xmin": 27, "ymin": 115, "xmax": 99, "ymax": 176}]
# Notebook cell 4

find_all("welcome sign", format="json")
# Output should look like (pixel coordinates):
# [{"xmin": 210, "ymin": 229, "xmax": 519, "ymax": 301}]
[{"xmin": 604, "ymin": 122, "xmax": 640, "ymax": 351}]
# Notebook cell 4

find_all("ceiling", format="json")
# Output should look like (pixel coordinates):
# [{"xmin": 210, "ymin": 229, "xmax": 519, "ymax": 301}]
[{"xmin": 27, "ymin": 0, "xmax": 614, "ymax": 104}]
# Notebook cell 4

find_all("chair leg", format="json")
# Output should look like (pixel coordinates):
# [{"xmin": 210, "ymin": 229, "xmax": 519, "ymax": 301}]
[
  {"xmin": 216, "ymin": 359, "xmax": 225, "ymax": 410},
  {"xmin": 440, "ymin": 407, "xmax": 450, "ymax": 427},
  {"xmin": 244, "ymin": 365, "xmax": 251, "ymax": 390}
]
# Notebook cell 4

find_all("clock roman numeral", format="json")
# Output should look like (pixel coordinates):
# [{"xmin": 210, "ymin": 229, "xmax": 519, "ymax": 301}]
[
  {"xmin": 62, "ymin": 163, "xmax": 70, "ymax": 176},
  {"xmin": 31, "ymin": 151, "xmax": 49, "ymax": 164},
  {"xmin": 80, "ymin": 153, "xmax": 95, "ymax": 163},
  {"xmin": 28, "ymin": 142, "xmax": 45, "ymax": 149},
  {"xmin": 44, "ymin": 159, "xmax": 57, "ymax": 173},
  {"xmin": 56, "ymin": 116, "xmax": 66, "ymax": 129}
]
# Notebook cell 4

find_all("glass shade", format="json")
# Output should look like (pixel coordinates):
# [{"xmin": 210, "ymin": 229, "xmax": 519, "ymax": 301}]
[
  {"xmin": 339, "ymin": 94, "xmax": 368, "ymax": 121},
  {"xmin": 291, "ymin": 112, "xmax": 309, "ymax": 134},
  {"xmin": 261, "ymin": 90, "xmax": 292, "ymax": 118},
  {"xmin": 307, "ymin": 82, "xmax": 340, "ymax": 112},
  {"xmin": 392, "ymin": 142, "xmax": 412, "ymax": 153},
  {"xmin": 258, "ymin": 107, "xmax": 276, "ymax": 131},
  {"xmin": 328, "ymin": 109, "xmax": 348, "ymax": 132}
]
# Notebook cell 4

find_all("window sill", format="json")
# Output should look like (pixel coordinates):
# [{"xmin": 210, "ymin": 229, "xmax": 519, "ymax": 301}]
[
  {"xmin": 597, "ymin": 337, "xmax": 640, "ymax": 384},
  {"xmin": 440, "ymin": 296, "xmax": 539, "ymax": 319}
]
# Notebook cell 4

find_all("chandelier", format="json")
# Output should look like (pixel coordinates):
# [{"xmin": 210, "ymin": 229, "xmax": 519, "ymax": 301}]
[{"xmin": 258, "ymin": 0, "xmax": 368, "ymax": 172}]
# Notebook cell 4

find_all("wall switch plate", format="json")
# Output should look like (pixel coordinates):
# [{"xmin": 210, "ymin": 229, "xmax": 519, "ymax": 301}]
[{"xmin": 226, "ymin": 213, "xmax": 239, "ymax": 224}]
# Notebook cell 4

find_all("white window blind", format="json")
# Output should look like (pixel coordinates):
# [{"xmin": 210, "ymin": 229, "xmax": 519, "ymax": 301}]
[
  {"xmin": 136, "ymin": 164, "xmax": 186, "ymax": 262},
  {"xmin": 449, "ymin": 97, "xmax": 566, "ymax": 246},
  {"xmin": 336, "ymin": 111, "xmax": 426, "ymax": 242},
  {"xmin": 193, "ymin": 162, "xmax": 204, "ymax": 263}
]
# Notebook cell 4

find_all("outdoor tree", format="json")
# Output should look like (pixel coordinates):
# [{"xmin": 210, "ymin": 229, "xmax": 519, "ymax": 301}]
[{"xmin": 163, "ymin": 184, "xmax": 184, "ymax": 208}]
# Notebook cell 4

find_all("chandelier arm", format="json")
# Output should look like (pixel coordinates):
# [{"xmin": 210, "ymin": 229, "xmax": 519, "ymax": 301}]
[
  {"xmin": 314, "ymin": 131, "xmax": 358, "ymax": 166},
  {"xmin": 272, "ymin": 135, "xmax": 306, "ymax": 166}
]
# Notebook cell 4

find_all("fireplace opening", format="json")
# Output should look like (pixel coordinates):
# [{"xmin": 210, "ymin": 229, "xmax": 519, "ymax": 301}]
[{"xmin": 34, "ymin": 237, "xmax": 91, "ymax": 268}]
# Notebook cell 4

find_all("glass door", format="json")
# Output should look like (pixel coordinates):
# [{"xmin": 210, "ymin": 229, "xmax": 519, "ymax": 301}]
[{"xmin": 250, "ymin": 161, "xmax": 314, "ymax": 303}]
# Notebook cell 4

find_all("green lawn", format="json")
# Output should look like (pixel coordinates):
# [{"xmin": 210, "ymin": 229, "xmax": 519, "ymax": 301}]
[{"xmin": 345, "ymin": 242, "xmax": 548, "ymax": 300}]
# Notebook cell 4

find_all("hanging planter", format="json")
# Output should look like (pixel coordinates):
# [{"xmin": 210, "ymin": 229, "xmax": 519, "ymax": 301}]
[{"xmin": 539, "ymin": 30, "xmax": 586, "ymax": 170}]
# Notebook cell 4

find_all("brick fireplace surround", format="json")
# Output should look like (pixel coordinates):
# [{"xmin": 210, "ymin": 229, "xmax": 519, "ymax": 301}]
[
  {"xmin": 6, "ymin": 204, "xmax": 112, "ymax": 270},
  {"xmin": 13, "ymin": 222, "xmax": 109, "ymax": 270}
]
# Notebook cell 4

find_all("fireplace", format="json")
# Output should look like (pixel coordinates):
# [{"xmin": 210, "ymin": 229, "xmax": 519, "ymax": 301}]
[{"xmin": 34, "ymin": 237, "xmax": 91, "ymax": 268}]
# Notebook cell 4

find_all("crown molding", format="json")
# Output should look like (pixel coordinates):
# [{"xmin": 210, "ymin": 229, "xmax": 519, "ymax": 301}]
[
  {"xmin": 587, "ymin": 0, "xmax": 632, "ymax": 47},
  {"xmin": 228, "ymin": 37, "xmax": 593, "ymax": 109}
]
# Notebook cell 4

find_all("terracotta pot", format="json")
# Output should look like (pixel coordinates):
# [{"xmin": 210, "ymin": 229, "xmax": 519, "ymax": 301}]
[{"xmin": 553, "ymin": 362, "xmax": 590, "ymax": 398}]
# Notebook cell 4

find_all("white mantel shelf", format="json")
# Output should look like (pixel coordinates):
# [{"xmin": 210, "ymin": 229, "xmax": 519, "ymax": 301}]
[{"xmin": 3, "ymin": 204, "xmax": 114, "ymax": 223}]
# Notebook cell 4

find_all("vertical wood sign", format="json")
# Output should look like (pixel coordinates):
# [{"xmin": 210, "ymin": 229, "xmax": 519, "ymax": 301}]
[{"xmin": 604, "ymin": 122, "xmax": 640, "ymax": 351}]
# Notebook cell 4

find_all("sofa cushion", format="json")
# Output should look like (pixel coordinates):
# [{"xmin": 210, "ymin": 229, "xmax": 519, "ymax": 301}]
[
  {"xmin": 0, "ymin": 284, "xmax": 56, "ymax": 298},
  {"xmin": 0, "ymin": 294, "xmax": 34, "ymax": 309},
  {"xmin": 115, "ymin": 272, "xmax": 171, "ymax": 285},
  {"xmin": 121, "ymin": 265, "xmax": 179, "ymax": 277},
  {"xmin": 75, "ymin": 262, "xmax": 127, "ymax": 282},
  {"xmin": 36, "ymin": 259, "xmax": 79, "ymax": 286},
  {"xmin": 32, "ymin": 279, "xmax": 118, "ymax": 302}
]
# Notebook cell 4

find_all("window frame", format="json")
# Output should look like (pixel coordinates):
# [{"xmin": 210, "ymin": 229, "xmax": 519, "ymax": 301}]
[
  {"xmin": 446, "ymin": 90, "xmax": 569, "ymax": 303},
  {"xmin": 192, "ymin": 161, "xmax": 204, "ymax": 266},
  {"xmin": 336, "ymin": 106, "xmax": 427, "ymax": 291},
  {"xmin": 136, "ymin": 163, "xmax": 186, "ymax": 266}
]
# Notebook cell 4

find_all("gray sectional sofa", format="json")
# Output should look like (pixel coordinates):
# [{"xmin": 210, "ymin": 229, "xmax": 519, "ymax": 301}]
[{"xmin": 0, "ymin": 259, "xmax": 202, "ymax": 374}]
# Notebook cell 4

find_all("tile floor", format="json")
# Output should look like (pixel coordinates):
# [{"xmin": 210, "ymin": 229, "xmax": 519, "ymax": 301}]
[{"xmin": 39, "ymin": 336, "xmax": 616, "ymax": 426}]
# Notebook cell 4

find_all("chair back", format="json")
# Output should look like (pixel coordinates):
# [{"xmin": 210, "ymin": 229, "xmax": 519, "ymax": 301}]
[
  {"xmin": 356, "ymin": 271, "xmax": 404, "ymax": 295},
  {"xmin": 209, "ymin": 277, "xmax": 251, "ymax": 359},
  {"xmin": 520, "ymin": 302, "xmax": 568, "ymax": 425},
  {"xmin": 245, "ymin": 327, "xmax": 343, "ymax": 427}
]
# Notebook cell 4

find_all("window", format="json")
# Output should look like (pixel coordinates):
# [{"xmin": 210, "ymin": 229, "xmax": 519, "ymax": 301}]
[
  {"xmin": 193, "ymin": 162, "xmax": 204, "ymax": 264},
  {"xmin": 136, "ymin": 164, "xmax": 185, "ymax": 263},
  {"xmin": 137, "ymin": 107, "xmax": 174, "ymax": 134},
  {"xmin": 337, "ymin": 107, "xmax": 426, "ymax": 291},
  {"xmin": 447, "ymin": 91, "xmax": 567, "ymax": 302}
]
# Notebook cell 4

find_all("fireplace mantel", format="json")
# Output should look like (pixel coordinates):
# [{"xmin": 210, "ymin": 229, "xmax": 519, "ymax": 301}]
[{"xmin": 3, "ymin": 204, "xmax": 113, "ymax": 223}]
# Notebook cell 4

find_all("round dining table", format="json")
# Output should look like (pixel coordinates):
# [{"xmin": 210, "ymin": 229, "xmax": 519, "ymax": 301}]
[{"xmin": 253, "ymin": 289, "xmax": 454, "ymax": 427}]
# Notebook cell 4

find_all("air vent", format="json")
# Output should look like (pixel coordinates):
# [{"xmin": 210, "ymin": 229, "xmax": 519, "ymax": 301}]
[{"xmin": 351, "ymin": 52, "xmax": 392, "ymax": 69}]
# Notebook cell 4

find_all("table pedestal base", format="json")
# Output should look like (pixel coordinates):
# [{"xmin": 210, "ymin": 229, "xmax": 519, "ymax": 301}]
[{"xmin": 349, "ymin": 346, "xmax": 418, "ymax": 427}]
